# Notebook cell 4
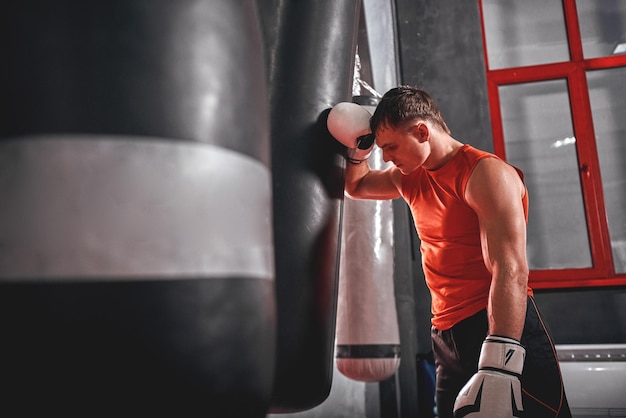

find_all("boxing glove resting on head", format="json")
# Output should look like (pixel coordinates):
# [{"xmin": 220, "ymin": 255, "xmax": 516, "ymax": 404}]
[{"xmin": 327, "ymin": 102, "xmax": 375, "ymax": 164}]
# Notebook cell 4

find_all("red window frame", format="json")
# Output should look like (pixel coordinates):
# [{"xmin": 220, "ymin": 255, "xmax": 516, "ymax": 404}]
[{"xmin": 479, "ymin": 0, "xmax": 626, "ymax": 289}]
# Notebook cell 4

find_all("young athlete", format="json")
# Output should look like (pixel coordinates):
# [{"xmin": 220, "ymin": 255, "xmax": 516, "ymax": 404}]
[{"xmin": 327, "ymin": 86, "xmax": 571, "ymax": 418}]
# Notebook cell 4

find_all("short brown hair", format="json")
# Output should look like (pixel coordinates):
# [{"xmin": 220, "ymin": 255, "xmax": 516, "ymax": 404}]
[{"xmin": 370, "ymin": 86, "xmax": 451, "ymax": 135}]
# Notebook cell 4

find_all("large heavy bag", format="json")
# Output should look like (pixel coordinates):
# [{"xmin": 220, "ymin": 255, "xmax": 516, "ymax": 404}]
[
  {"xmin": 0, "ymin": 1, "xmax": 275, "ymax": 417},
  {"xmin": 262, "ymin": 0, "xmax": 361, "ymax": 412}
]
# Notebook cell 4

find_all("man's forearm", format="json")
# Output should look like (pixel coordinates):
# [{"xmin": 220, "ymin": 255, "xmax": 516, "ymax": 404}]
[
  {"xmin": 487, "ymin": 270, "xmax": 528, "ymax": 340},
  {"xmin": 344, "ymin": 160, "xmax": 371, "ymax": 198}
]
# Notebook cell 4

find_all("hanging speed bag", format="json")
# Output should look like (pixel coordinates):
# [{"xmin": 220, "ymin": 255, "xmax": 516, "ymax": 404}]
[
  {"xmin": 0, "ymin": 1, "xmax": 275, "ymax": 417},
  {"xmin": 335, "ymin": 99, "xmax": 401, "ymax": 382}
]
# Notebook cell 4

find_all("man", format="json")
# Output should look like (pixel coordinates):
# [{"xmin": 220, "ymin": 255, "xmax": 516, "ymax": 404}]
[{"xmin": 327, "ymin": 86, "xmax": 571, "ymax": 418}]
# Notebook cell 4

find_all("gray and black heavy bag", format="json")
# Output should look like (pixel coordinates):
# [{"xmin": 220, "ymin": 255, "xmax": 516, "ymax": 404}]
[
  {"xmin": 0, "ymin": 1, "xmax": 275, "ymax": 417},
  {"xmin": 260, "ymin": 0, "xmax": 361, "ymax": 412}
]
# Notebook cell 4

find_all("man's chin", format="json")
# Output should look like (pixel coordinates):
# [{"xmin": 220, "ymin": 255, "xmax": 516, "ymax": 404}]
[{"xmin": 397, "ymin": 165, "xmax": 415, "ymax": 175}]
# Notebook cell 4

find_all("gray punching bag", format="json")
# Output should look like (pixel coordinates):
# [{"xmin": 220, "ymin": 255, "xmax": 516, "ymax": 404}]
[
  {"xmin": 0, "ymin": 1, "xmax": 275, "ymax": 417},
  {"xmin": 335, "ymin": 97, "xmax": 401, "ymax": 382},
  {"xmin": 262, "ymin": 0, "xmax": 361, "ymax": 412}
]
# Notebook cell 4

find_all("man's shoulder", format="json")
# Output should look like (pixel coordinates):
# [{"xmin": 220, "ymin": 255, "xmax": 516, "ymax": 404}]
[{"xmin": 461, "ymin": 144, "xmax": 499, "ymax": 161}]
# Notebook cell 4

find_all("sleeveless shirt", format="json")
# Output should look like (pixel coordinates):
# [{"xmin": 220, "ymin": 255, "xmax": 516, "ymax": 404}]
[{"xmin": 399, "ymin": 144, "xmax": 531, "ymax": 330}]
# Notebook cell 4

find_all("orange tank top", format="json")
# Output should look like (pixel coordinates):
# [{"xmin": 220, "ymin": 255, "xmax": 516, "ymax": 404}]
[{"xmin": 399, "ymin": 144, "xmax": 531, "ymax": 330}]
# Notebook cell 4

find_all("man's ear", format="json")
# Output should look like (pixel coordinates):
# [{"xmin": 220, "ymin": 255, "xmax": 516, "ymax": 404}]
[{"xmin": 411, "ymin": 122, "xmax": 429, "ymax": 143}]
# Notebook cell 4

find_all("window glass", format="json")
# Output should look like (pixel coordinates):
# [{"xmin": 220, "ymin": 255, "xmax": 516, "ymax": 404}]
[
  {"xmin": 482, "ymin": 0, "xmax": 570, "ymax": 69},
  {"xmin": 576, "ymin": 0, "xmax": 626, "ymax": 58},
  {"xmin": 499, "ymin": 80, "xmax": 592, "ymax": 270},
  {"xmin": 587, "ymin": 67, "xmax": 626, "ymax": 273}
]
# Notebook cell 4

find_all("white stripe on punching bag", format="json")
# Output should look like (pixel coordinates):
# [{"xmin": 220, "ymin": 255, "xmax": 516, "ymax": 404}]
[
  {"xmin": 335, "ymin": 102, "xmax": 401, "ymax": 382},
  {"xmin": 0, "ymin": 135, "xmax": 274, "ymax": 282}
]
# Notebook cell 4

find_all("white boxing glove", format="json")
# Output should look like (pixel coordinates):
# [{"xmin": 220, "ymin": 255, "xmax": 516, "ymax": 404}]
[
  {"xmin": 327, "ymin": 102, "xmax": 375, "ymax": 164},
  {"xmin": 453, "ymin": 335, "xmax": 525, "ymax": 418}
]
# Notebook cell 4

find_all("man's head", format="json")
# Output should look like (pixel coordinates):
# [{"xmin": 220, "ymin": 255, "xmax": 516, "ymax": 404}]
[
  {"xmin": 369, "ymin": 86, "xmax": 451, "ymax": 174},
  {"xmin": 370, "ymin": 86, "xmax": 450, "ymax": 136}
]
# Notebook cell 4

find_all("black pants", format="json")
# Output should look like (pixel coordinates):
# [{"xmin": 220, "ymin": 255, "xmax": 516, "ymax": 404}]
[{"xmin": 431, "ymin": 296, "xmax": 572, "ymax": 418}]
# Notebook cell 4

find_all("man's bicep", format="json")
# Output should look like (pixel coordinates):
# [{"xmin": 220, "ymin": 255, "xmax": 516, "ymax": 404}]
[{"xmin": 466, "ymin": 160, "xmax": 528, "ymax": 266}]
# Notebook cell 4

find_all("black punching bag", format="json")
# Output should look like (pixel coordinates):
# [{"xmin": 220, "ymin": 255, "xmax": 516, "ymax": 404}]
[
  {"xmin": 0, "ymin": 1, "xmax": 275, "ymax": 417},
  {"xmin": 264, "ymin": 0, "xmax": 361, "ymax": 412}
]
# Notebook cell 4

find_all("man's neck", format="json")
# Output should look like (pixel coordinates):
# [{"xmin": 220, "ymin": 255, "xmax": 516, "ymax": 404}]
[{"xmin": 423, "ymin": 136, "xmax": 464, "ymax": 171}]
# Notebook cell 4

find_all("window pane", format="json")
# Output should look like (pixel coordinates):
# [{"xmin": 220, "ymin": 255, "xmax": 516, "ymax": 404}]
[
  {"xmin": 483, "ymin": 0, "xmax": 569, "ymax": 69},
  {"xmin": 576, "ymin": 0, "xmax": 626, "ymax": 58},
  {"xmin": 499, "ymin": 80, "xmax": 592, "ymax": 270},
  {"xmin": 587, "ymin": 68, "xmax": 626, "ymax": 273}
]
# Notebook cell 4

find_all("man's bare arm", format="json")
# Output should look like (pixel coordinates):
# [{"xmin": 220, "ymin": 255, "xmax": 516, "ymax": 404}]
[
  {"xmin": 465, "ymin": 158, "xmax": 529, "ymax": 340},
  {"xmin": 345, "ymin": 161, "xmax": 403, "ymax": 201}
]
